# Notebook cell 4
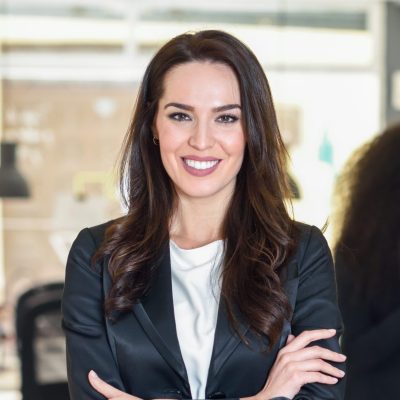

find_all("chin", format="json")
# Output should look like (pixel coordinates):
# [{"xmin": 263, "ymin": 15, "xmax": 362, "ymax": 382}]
[
  {"xmin": 177, "ymin": 181, "xmax": 234, "ymax": 201},
  {"xmin": 180, "ymin": 189, "xmax": 220, "ymax": 199}
]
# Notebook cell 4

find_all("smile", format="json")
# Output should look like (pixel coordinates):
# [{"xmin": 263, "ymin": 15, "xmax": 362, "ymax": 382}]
[
  {"xmin": 184, "ymin": 159, "xmax": 219, "ymax": 170},
  {"xmin": 181, "ymin": 157, "xmax": 221, "ymax": 177}
]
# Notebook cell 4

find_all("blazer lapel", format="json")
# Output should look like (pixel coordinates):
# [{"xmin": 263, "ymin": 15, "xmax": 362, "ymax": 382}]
[
  {"xmin": 280, "ymin": 257, "xmax": 299, "ymax": 310},
  {"xmin": 132, "ymin": 245, "xmax": 190, "ymax": 389},
  {"xmin": 207, "ymin": 256, "xmax": 300, "ymax": 385},
  {"xmin": 130, "ymin": 244, "xmax": 299, "ymax": 395},
  {"xmin": 206, "ymin": 298, "xmax": 250, "ymax": 382}
]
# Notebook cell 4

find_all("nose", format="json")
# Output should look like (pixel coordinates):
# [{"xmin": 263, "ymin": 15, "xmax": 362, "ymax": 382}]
[{"xmin": 188, "ymin": 120, "xmax": 214, "ymax": 150}]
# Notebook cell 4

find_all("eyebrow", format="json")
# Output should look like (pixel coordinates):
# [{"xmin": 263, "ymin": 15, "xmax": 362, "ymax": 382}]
[{"xmin": 164, "ymin": 102, "xmax": 241, "ymax": 112}]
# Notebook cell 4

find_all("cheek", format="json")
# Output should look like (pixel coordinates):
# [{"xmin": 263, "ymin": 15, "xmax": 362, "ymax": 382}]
[
  {"xmin": 158, "ymin": 134, "xmax": 184, "ymax": 174},
  {"xmin": 220, "ymin": 131, "xmax": 246, "ymax": 157},
  {"xmin": 157, "ymin": 122, "xmax": 175, "ymax": 156},
  {"xmin": 157, "ymin": 119, "xmax": 186, "ymax": 146},
  {"xmin": 159, "ymin": 133, "xmax": 183, "ymax": 159},
  {"xmin": 159, "ymin": 142, "xmax": 175, "ymax": 169}
]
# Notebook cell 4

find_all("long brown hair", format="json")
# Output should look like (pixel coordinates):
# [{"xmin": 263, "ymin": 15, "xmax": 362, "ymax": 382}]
[
  {"xmin": 94, "ymin": 30, "xmax": 297, "ymax": 348},
  {"xmin": 334, "ymin": 123, "xmax": 400, "ymax": 308}
]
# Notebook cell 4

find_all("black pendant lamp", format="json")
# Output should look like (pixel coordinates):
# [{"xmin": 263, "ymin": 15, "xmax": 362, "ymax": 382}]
[{"xmin": 0, "ymin": 141, "xmax": 30, "ymax": 198}]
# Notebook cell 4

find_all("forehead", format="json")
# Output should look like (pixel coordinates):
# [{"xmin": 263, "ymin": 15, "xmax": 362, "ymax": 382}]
[{"xmin": 160, "ymin": 61, "xmax": 240, "ymax": 104}]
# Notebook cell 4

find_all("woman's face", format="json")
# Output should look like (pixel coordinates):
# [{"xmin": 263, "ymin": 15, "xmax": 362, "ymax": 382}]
[{"xmin": 154, "ymin": 61, "xmax": 246, "ymax": 202}]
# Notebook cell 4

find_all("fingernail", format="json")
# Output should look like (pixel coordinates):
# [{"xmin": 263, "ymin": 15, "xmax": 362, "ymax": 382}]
[
  {"xmin": 89, "ymin": 370, "xmax": 98, "ymax": 379},
  {"xmin": 329, "ymin": 329, "xmax": 336, "ymax": 333},
  {"xmin": 339, "ymin": 354, "xmax": 347, "ymax": 360}
]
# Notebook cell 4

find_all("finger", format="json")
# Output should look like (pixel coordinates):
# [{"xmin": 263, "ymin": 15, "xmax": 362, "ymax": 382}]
[
  {"xmin": 301, "ymin": 371, "xmax": 339, "ymax": 386},
  {"xmin": 280, "ymin": 329, "xmax": 336, "ymax": 353},
  {"xmin": 280, "ymin": 345, "xmax": 346, "ymax": 363},
  {"xmin": 286, "ymin": 334, "xmax": 295, "ymax": 344},
  {"xmin": 88, "ymin": 370, "xmax": 126, "ymax": 398},
  {"xmin": 294, "ymin": 359, "xmax": 345, "ymax": 379}
]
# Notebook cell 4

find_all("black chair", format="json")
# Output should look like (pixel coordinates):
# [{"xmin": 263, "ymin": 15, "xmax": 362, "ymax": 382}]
[{"xmin": 15, "ymin": 282, "xmax": 69, "ymax": 400}]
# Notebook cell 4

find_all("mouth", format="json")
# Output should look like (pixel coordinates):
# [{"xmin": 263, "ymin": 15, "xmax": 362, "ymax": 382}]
[
  {"xmin": 181, "ymin": 157, "xmax": 221, "ymax": 176},
  {"xmin": 183, "ymin": 158, "xmax": 220, "ymax": 170}
]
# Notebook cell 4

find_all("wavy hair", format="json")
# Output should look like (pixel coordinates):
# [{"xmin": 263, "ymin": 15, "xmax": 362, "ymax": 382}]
[
  {"xmin": 333, "ymin": 123, "xmax": 400, "ymax": 305},
  {"xmin": 94, "ymin": 30, "xmax": 298, "ymax": 348}
]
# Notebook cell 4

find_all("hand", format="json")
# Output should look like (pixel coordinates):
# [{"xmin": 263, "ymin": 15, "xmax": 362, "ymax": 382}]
[
  {"xmin": 88, "ymin": 371, "xmax": 175, "ymax": 400},
  {"xmin": 88, "ymin": 370, "xmax": 141, "ymax": 400},
  {"xmin": 256, "ymin": 329, "xmax": 346, "ymax": 400}
]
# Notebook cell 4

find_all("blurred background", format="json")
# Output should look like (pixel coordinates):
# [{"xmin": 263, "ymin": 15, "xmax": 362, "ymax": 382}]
[{"xmin": 0, "ymin": 0, "xmax": 399, "ymax": 398}]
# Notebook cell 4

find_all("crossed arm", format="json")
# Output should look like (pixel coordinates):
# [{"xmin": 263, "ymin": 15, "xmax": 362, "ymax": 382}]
[
  {"xmin": 87, "ymin": 329, "xmax": 345, "ymax": 400},
  {"xmin": 63, "ymin": 226, "xmax": 345, "ymax": 400}
]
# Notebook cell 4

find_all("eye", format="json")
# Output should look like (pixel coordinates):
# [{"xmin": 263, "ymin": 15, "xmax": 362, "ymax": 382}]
[
  {"xmin": 168, "ymin": 112, "xmax": 192, "ymax": 122},
  {"xmin": 216, "ymin": 114, "xmax": 239, "ymax": 124}
]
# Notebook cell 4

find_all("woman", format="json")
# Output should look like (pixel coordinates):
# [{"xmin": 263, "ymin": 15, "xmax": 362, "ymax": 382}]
[
  {"xmin": 62, "ymin": 30, "xmax": 345, "ymax": 400},
  {"xmin": 334, "ymin": 124, "xmax": 400, "ymax": 399}
]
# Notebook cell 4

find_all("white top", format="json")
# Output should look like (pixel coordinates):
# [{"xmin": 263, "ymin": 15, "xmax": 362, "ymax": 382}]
[{"xmin": 170, "ymin": 239, "xmax": 223, "ymax": 400}]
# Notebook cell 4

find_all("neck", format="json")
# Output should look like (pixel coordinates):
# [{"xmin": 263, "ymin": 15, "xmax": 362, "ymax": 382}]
[{"xmin": 170, "ymin": 192, "xmax": 231, "ymax": 249}]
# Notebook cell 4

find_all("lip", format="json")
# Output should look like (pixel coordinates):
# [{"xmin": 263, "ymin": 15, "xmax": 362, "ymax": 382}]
[
  {"xmin": 182, "ymin": 155, "xmax": 221, "ymax": 162},
  {"xmin": 181, "ymin": 156, "xmax": 221, "ymax": 177}
]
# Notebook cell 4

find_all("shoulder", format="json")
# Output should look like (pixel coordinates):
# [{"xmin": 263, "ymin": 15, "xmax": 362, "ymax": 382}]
[
  {"xmin": 290, "ymin": 222, "xmax": 333, "ymax": 281},
  {"xmin": 72, "ymin": 219, "xmax": 118, "ymax": 250},
  {"xmin": 294, "ymin": 221, "xmax": 330, "ymax": 256},
  {"xmin": 88, "ymin": 218, "xmax": 115, "ymax": 244},
  {"xmin": 67, "ymin": 218, "xmax": 119, "ymax": 274},
  {"xmin": 63, "ymin": 220, "xmax": 119, "ymax": 334}
]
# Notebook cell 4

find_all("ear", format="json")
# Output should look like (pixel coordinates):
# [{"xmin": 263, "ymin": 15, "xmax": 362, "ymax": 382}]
[
  {"xmin": 151, "ymin": 124, "xmax": 158, "ymax": 140},
  {"xmin": 151, "ymin": 111, "xmax": 159, "ymax": 139}
]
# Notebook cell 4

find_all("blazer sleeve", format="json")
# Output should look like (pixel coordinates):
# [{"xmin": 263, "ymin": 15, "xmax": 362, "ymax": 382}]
[
  {"xmin": 291, "ymin": 226, "xmax": 346, "ymax": 400},
  {"xmin": 62, "ymin": 228, "xmax": 126, "ymax": 399}
]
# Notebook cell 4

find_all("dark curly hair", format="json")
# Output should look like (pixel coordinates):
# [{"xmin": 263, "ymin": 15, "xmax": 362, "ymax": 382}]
[
  {"xmin": 334, "ymin": 123, "xmax": 400, "ymax": 308},
  {"xmin": 94, "ymin": 30, "xmax": 298, "ymax": 348}
]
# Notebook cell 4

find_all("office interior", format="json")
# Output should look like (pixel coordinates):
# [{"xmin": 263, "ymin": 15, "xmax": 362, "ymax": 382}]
[{"xmin": 0, "ymin": 0, "xmax": 400, "ymax": 398}]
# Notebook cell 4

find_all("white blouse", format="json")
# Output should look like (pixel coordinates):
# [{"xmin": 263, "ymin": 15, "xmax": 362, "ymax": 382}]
[{"xmin": 170, "ymin": 239, "xmax": 223, "ymax": 400}]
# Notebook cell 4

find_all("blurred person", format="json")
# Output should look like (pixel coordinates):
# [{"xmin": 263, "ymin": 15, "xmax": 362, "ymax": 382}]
[
  {"xmin": 62, "ymin": 30, "xmax": 345, "ymax": 400},
  {"xmin": 334, "ymin": 123, "xmax": 400, "ymax": 399}
]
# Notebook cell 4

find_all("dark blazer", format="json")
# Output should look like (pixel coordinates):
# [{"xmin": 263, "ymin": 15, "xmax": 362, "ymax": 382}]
[{"xmin": 61, "ymin": 221, "xmax": 345, "ymax": 400}]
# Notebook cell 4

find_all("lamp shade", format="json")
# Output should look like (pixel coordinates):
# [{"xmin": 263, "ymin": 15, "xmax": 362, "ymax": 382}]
[{"xmin": 0, "ymin": 141, "xmax": 30, "ymax": 198}]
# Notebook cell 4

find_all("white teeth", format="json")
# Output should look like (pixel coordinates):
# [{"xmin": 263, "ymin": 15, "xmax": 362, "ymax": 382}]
[{"xmin": 184, "ymin": 159, "xmax": 219, "ymax": 170}]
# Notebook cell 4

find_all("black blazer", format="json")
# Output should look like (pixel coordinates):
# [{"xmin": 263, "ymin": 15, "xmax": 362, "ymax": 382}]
[{"xmin": 62, "ymin": 221, "xmax": 345, "ymax": 400}]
